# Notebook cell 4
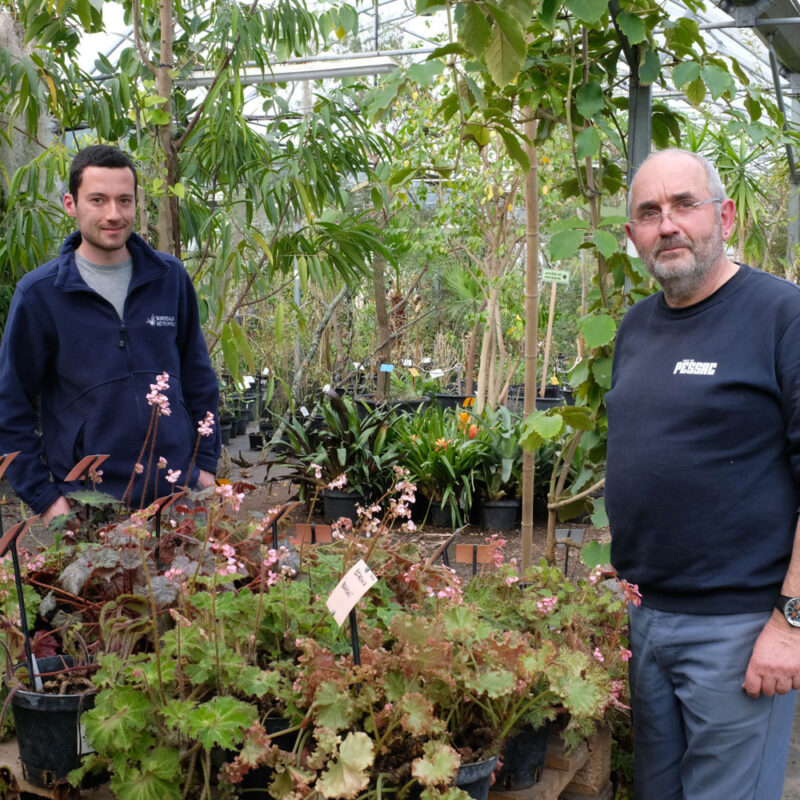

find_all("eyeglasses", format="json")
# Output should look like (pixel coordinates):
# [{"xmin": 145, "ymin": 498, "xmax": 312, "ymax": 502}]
[{"xmin": 630, "ymin": 198, "xmax": 722, "ymax": 227}]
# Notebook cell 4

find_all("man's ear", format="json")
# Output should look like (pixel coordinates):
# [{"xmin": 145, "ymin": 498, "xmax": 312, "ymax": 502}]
[
  {"xmin": 720, "ymin": 198, "xmax": 736, "ymax": 241},
  {"xmin": 63, "ymin": 193, "xmax": 77, "ymax": 218}
]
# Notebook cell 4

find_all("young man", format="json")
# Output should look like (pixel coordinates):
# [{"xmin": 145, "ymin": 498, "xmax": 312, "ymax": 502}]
[
  {"xmin": 0, "ymin": 145, "xmax": 220, "ymax": 523},
  {"xmin": 606, "ymin": 148, "xmax": 800, "ymax": 799}
]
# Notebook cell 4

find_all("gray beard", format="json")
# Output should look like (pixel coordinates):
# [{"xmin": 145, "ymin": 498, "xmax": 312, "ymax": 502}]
[{"xmin": 643, "ymin": 223, "xmax": 726, "ymax": 306}]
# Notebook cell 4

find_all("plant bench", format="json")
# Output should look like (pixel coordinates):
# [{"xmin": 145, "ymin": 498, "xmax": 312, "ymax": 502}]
[{"xmin": 489, "ymin": 727, "xmax": 612, "ymax": 800}]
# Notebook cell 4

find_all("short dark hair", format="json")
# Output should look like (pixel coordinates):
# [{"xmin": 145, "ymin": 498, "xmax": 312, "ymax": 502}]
[{"xmin": 69, "ymin": 144, "xmax": 138, "ymax": 199}]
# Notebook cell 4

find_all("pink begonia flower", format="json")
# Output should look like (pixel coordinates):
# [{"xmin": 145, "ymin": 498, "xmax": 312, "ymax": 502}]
[
  {"xmin": 166, "ymin": 469, "xmax": 181, "ymax": 484},
  {"xmin": 620, "ymin": 580, "xmax": 643, "ymax": 607},
  {"xmin": 327, "ymin": 473, "xmax": 348, "ymax": 490},
  {"xmin": 310, "ymin": 463, "xmax": 323, "ymax": 480},
  {"xmin": 146, "ymin": 372, "xmax": 171, "ymax": 415},
  {"xmin": 537, "ymin": 595, "xmax": 558, "ymax": 614},
  {"xmin": 134, "ymin": 463, "xmax": 144, "ymax": 474},
  {"xmin": 198, "ymin": 411, "xmax": 215, "ymax": 437},
  {"xmin": 158, "ymin": 457, "xmax": 167, "ymax": 469},
  {"xmin": 593, "ymin": 647, "xmax": 605, "ymax": 663},
  {"xmin": 620, "ymin": 648, "xmax": 633, "ymax": 662},
  {"xmin": 88, "ymin": 469, "xmax": 103, "ymax": 484}
]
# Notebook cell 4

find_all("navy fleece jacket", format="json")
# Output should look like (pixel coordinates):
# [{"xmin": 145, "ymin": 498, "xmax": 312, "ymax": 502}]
[
  {"xmin": 0, "ymin": 231, "xmax": 220, "ymax": 513},
  {"xmin": 606, "ymin": 265, "xmax": 800, "ymax": 614}
]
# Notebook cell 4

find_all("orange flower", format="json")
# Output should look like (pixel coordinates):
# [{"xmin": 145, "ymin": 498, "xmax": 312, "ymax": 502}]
[
  {"xmin": 458, "ymin": 411, "xmax": 470, "ymax": 426},
  {"xmin": 468, "ymin": 424, "xmax": 479, "ymax": 439},
  {"xmin": 434, "ymin": 437, "xmax": 448, "ymax": 451}
]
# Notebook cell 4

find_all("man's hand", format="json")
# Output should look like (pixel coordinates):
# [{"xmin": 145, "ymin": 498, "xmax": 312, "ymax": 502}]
[
  {"xmin": 197, "ymin": 469, "xmax": 216, "ymax": 489},
  {"xmin": 743, "ymin": 611, "xmax": 800, "ymax": 697},
  {"xmin": 41, "ymin": 496, "xmax": 72, "ymax": 527}
]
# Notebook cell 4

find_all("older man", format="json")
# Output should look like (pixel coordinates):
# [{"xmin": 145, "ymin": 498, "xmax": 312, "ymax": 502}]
[{"xmin": 606, "ymin": 148, "xmax": 800, "ymax": 799}]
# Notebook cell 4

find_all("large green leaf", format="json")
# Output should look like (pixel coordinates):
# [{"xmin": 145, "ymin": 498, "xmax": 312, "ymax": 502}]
[
  {"xmin": 459, "ymin": 4, "xmax": 491, "ymax": 57},
  {"xmin": 617, "ymin": 10, "xmax": 646, "ymax": 44},
  {"xmin": 701, "ymin": 63, "xmax": 735, "ymax": 100},
  {"xmin": 549, "ymin": 229, "xmax": 585, "ymax": 262},
  {"xmin": 576, "ymin": 126, "xmax": 601, "ymax": 159},
  {"xmin": 578, "ymin": 313, "xmax": 616, "ymax": 348},
  {"xmin": 591, "ymin": 230, "xmax": 619, "ymax": 258},
  {"xmin": 483, "ymin": 6, "xmax": 527, "ymax": 87},
  {"xmin": 318, "ymin": 732, "xmax": 374, "ymax": 799},
  {"xmin": 638, "ymin": 46, "xmax": 661, "ymax": 84},
  {"xmin": 412, "ymin": 742, "xmax": 460, "ymax": 787},
  {"xmin": 672, "ymin": 60, "xmax": 700, "ymax": 89},
  {"xmin": 565, "ymin": 0, "xmax": 608, "ymax": 24},
  {"xmin": 407, "ymin": 60, "xmax": 445, "ymax": 86},
  {"xmin": 110, "ymin": 762, "xmax": 182, "ymax": 800},
  {"xmin": 581, "ymin": 539, "xmax": 611, "ymax": 568},
  {"xmin": 685, "ymin": 76, "xmax": 706, "ymax": 106},
  {"xmin": 591, "ymin": 356, "xmax": 613, "ymax": 388},
  {"xmin": 575, "ymin": 81, "xmax": 604, "ymax": 117},
  {"xmin": 185, "ymin": 696, "xmax": 257, "ymax": 750}
]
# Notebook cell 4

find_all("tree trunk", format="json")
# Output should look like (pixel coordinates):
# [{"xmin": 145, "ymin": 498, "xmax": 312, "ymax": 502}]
[
  {"xmin": 155, "ymin": 0, "xmax": 178, "ymax": 255},
  {"xmin": 373, "ymin": 256, "xmax": 391, "ymax": 400},
  {"xmin": 521, "ymin": 116, "xmax": 539, "ymax": 569}
]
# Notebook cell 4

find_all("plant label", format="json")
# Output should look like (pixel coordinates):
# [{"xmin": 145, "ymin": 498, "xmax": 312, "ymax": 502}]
[
  {"xmin": 542, "ymin": 268, "xmax": 569, "ymax": 284},
  {"xmin": 402, "ymin": 359, "xmax": 413, "ymax": 367},
  {"xmin": 326, "ymin": 559, "xmax": 378, "ymax": 627},
  {"xmin": 429, "ymin": 368, "xmax": 444, "ymax": 378},
  {"xmin": 409, "ymin": 367, "xmax": 420, "ymax": 377},
  {"xmin": 300, "ymin": 406, "xmax": 309, "ymax": 417},
  {"xmin": 380, "ymin": 363, "xmax": 394, "ymax": 372}
]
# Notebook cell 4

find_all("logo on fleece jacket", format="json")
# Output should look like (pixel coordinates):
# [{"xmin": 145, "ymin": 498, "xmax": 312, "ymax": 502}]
[
  {"xmin": 673, "ymin": 359, "xmax": 717, "ymax": 376},
  {"xmin": 145, "ymin": 315, "xmax": 176, "ymax": 327}
]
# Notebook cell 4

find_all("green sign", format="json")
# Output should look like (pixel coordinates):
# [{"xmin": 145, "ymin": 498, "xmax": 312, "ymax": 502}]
[{"xmin": 542, "ymin": 268, "xmax": 570, "ymax": 284}]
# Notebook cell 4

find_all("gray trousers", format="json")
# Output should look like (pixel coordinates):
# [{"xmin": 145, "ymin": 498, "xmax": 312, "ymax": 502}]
[{"xmin": 628, "ymin": 604, "xmax": 796, "ymax": 800}]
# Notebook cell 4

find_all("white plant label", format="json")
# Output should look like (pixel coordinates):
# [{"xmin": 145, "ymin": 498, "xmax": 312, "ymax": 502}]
[
  {"xmin": 326, "ymin": 559, "xmax": 378, "ymax": 627},
  {"xmin": 300, "ymin": 406, "xmax": 309, "ymax": 417},
  {"xmin": 402, "ymin": 359, "xmax": 413, "ymax": 367},
  {"xmin": 429, "ymin": 368, "xmax": 444, "ymax": 378}
]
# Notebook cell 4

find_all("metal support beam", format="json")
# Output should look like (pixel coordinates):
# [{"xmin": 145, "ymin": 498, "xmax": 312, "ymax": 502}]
[
  {"xmin": 788, "ymin": 73, "xmax": 800, "ymax": 263},
  {"xmin": 627, "ymin": 71, "xmax": 652, "ymax": 187}
]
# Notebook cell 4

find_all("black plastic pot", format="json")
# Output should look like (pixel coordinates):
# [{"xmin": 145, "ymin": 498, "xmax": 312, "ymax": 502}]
[
  {"xmin": 233, "ymin": 416, "xmax": 248, "ymax": 437},
  {"xmin": 427, "ymin": 500, "xmax": 453, "ymax": 528},
  {"xmin": 455, "ymin": 754, "xmax": 498, "ymax": 800},
  {"xmin": 433, "ymin": 393, "xmax": 476, "ymax": 412},
  {"xmin": 10, "ymin": 656, "xmax": 100, "ymax": 789},
  {"xmin": 496, "ymin": 721, "xmax": 550, "ymax": 790},
  {"xmin": 322, "ymin": 489, "xmax": 364, "ymax": 523},
  {"xmin": 220, "ymin": 422, "xmax": 233, "ymax": 445},
  {"xmin": 249, "ymin": 432, "xmax": 266, "ymax": 450},
  {"xmin": 478, "ymin": 498, "xmax": 521, "ymax": 531}
]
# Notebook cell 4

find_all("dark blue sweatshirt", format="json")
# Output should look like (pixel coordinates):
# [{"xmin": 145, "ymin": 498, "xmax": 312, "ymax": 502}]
[
  {"xmin": 606, "ymin": 265, "xmax": 800, "ymax": 614},
  {"xmin": 0, "ymin": 231, "xmax": 220, "ymax": 513}
]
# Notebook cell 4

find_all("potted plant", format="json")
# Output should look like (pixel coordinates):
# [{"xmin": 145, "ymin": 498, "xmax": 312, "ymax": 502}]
[
  {"xmin": 472, "ymin": 406, "xmax": 523, "ymax": 530},
  {"xmin": 394, "ymin": 405, "xmax": 488, "ymax": 527},
  {"xmin": 268, "ymin": 394, "xmax": 402, "ymax": 521}
]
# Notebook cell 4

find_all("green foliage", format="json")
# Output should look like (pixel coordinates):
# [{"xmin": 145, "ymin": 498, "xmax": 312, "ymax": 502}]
[{"xmin": 394, "ymin": 405, "xmax": 488, "ymax": 525}]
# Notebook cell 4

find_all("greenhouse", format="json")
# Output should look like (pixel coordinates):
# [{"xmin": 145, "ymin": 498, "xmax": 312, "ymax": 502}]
[{"xmin": 0, "ymin": 0, "xmax": 799, "ymax": 797}]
